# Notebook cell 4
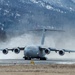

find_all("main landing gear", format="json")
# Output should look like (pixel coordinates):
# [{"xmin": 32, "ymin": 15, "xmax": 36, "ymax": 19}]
[
  {"xmin": 40, "ymin": 57, "xmax": 47, "ymax": 60},
  {"xmin": 23, "ymin": 57, "xmax": 47, "ymax": 60},
  {"xmin": 24, "ymin": 57, "xmax": 31, "ymax": 60}
]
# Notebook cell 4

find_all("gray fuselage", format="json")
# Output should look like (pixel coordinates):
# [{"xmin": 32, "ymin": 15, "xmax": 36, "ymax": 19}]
[{"xmin": 24, "ymin": 45, "xmax": 45, "ymax": 58}]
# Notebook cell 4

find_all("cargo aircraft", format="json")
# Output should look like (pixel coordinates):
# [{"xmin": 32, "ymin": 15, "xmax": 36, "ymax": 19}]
[{"xmin": 1, "ymin": 28, "xmax": 75, "ymax": 60}]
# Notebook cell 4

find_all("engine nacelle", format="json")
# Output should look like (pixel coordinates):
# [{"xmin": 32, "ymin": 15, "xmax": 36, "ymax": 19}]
[
  {"xmin": 2, "ymin": 49, "xmax": 8, "ymax": 54},
  {"xmin": 59, "ymin": 50, "xmax": 65, "ymax": 56},
  {"xmin": 45, "ymin": 49, "xmax": 50, "ymax": 54},
  {"xmin": 14, "ymin": 48, "xmax": 20, "ymax": 54}
]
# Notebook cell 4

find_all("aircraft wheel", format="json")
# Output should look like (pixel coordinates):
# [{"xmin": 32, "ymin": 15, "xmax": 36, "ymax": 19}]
[
  {"xmin": 40, "ymin": 57, "xmax": 46, "ymax": 60},
  {"xmin": 25, "ymin": 57, "xmax": 31, "ymax": 60},
  {"xmin": 25, "ymin": 57, "xmax": 28, "ymax": 60},
  {"xmin": 28, "ymin": 57, "xmax": 31, "ymax": 60}
]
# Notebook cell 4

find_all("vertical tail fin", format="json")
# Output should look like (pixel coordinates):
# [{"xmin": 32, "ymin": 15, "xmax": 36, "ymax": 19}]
[{"xmin": 41, "ymin": 29, "xmax": 46, "ymax": 45}]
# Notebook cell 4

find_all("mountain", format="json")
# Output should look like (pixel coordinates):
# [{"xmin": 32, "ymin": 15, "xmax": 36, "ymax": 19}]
[{"xmin": 0, "ymin": 0, "xmax": 75, "ymax": 41}]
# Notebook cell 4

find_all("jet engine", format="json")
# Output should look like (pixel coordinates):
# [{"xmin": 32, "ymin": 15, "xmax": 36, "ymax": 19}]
[
  {"xmin": 59, "ymin": 50, "xmax": 65, "ymax": 56},
  {"xmin": 45, "ymin": 49, "xmax": 50, "ymax": 54},
  {"xmin": 14, "ymin": 48, "xmax": 20, "ymax": 54},
  {"xmin": 2, "ymin": 49, "xmax": 8, "ymax": 54}
]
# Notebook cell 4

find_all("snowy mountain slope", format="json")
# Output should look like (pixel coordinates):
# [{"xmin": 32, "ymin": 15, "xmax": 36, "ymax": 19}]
[
  {"xmin": 31, "ymin": 0, "xmax": 75, "ymax": 11},
  {"xmin": 0, "ymin": 0, "xmax": 75, "ymax": 41}
]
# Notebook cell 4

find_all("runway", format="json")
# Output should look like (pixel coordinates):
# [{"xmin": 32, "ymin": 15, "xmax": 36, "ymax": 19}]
[{"xmin": 0, "ymin": 59, "xmax": 75, "ymax": 65}]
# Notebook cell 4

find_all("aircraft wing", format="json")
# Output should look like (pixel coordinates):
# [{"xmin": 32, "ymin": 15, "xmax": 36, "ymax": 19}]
[
  {"xmin": 39, "ymin": 47, "xmax": 75, "ymax": 56},
  {"xmin": 0, "ymin": 47, "xmax": 25, "ymax": 54},
  {"xmin": 49, "ymin": 48, "xmax": 75, "ymax": 52},
  {"xmin": 47, "ymin": 47, "xmax": 75, "ymax": 55}
]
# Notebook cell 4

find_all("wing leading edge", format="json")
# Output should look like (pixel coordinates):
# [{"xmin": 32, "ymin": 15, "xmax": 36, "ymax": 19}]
[
  {"xmin": 49, "ymin": 48, "xmax": 75, "ymax": 53},
  {"xmin": 0, "ymin": 47, "xmax": 25, "ymax": 54}
]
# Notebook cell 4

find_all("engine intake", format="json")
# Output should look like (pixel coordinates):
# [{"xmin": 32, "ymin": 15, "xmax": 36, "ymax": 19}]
[
  {"xmin": 59, "ymin": 50, "xmax": 65, "ymax": 56},
  {"xmin": 14, "ymin": 48, "xmax": 20, "ymax": 54},
  {"xmin": 45, "ymin": 49, "xmax": 50, "ymax": 54},
  {"xmin": 2, "ymin": 49, "xmax": 8, "ymax": 54}
]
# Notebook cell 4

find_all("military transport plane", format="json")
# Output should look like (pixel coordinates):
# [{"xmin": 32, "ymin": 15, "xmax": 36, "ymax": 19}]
[{"xmin": 1, "ymin": 28, "xmax": 75, "ymax": 60}]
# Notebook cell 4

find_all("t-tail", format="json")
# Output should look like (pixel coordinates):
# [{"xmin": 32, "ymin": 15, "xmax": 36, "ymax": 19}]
[
  {"xmin": 29, "ymin": 28, "xmax": 64, "ymax": 45},
  {"xmin": 41, "ymin": 28, "xmax": 64, "ymax": 45}
]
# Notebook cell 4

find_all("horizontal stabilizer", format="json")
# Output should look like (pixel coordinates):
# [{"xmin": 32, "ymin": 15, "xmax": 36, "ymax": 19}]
[{"xmin": 28, "ymin": 28, "xmax": 65, "ymax": 32}]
